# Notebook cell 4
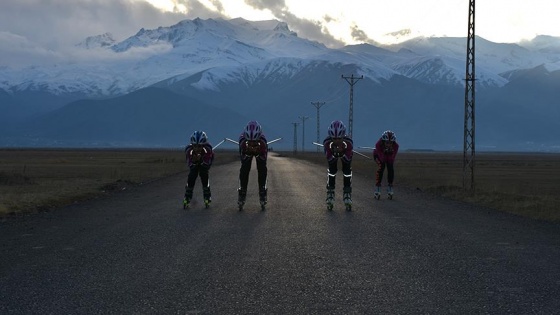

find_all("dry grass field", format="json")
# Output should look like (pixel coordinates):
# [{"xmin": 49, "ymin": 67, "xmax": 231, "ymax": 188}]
[
  {"xmin": 1, "ymin": 149, "xmax": 559, "ymax": 222},
  {"xmin": 294, "ymin": 151, "xmax": 560, "ymax": 222},
  {"xmin": 0, "ymin": 149, "xmax": 238, "ymax": 218}
]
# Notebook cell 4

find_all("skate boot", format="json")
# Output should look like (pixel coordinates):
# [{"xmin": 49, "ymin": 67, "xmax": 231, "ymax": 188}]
[
  {"xmin": 259, "ymin": 188, "xmax": 267, "ymax": 211},
  {"xmin": 343, "ymin": 187, "xmax": 352, "ymax": 211},
  {"xmin": 387, "ymin": 185, "xmax": 394, "ymax": 200},
  {"xmin": 203, "ymin": 187, "xmax": 212, "ymax": 208},
  {"xmin": 183, "ymin": 187, "xmax": 193, "ymax": 209},
  {"xmin": 326, "ymin": 186, "xmax": 335, "ymax": 211},
  {"xmin": 238, "ymin": 188, "xmax": 247, "ymax": 211},
  {"xmin": 374, "ymin": 185, "xmax": 381, "ymax": 200}
]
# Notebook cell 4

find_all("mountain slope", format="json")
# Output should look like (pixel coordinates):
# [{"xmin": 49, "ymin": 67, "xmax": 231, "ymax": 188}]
[
  {"xmin": 3, "ymin": 18, "xmax": 556, "ymax": 99},
  {"xmin": 4, "ymin": 88, "xmax": 252, "ymax": 147},
  {"xmin": 1, "ymin": 18, "xmax": 559, "ymax": 150}
]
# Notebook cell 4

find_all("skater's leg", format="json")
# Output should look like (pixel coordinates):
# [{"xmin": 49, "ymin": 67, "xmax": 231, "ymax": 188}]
[
  {"xmin": 256, "ymin": 158, "xmax": 268, "ymax": 204},
  {"xmin": 325, "ymin": 159, "xmax": 338, "ymax": 206},
  {"xmin": 387, "ymin": 162, "xmax": 395, "ymax": 186},
  {"xmin": 187, "ymin": 165, "xmax": 200, "ymax": 189},
  {"xmin": 200, "ymin": 165, "xmax": 211, "ymax": 203},
  {"xmin": 375, "ymin": 161, "xmax": 385, "ymax": 187},
  {"xmin": 342, "ymin": 160, "xmax": 352, "ymax": 205},
  {"xmin": 342, "ymin": 160, "xmax": 352, "ymax": 189},
  {"xmin": 387, "ymin": 162, "xmax": 395, "ymax": 195},
  {"xmin": 237, "ymin": 158, "xmax": 252, "ymax": 207},
  {"xmin": 374, "ymin": 161, "xmax": 385, "ymax": 198},
  {"xmin": 327, "ymin": 159, "xmax": 338, "ymax": 190},
  {"xmin": 239, "ymin": 157, "xmax": 252, "ymax": 192},
  {"xmin": 185, "ymin": 165, "xmax": 200, "ymax": 201}
]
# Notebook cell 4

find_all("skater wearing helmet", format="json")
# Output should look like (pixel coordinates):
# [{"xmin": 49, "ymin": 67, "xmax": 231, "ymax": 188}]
[
  {"xmin": 373, "ymin": 130, "xmax": 399, "ymax": 199},
  {"xmin": 184, "ymin": 130, "xmax": 215, "ymax": 208},
  {"xmin": 237, "ymin": 120, "xmax": 268, "ymax": 210},
  {"xmin": 323, "ymin": 120, "xmax": 353, "ymax": 211}
]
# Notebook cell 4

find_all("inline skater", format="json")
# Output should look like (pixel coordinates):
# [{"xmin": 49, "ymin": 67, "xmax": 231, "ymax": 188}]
[
  {"xmin": 323, "ymin": 120, "xmax": 353, "ymax": 210},
  {"xmin": 237, "ymin": 121, "xmax": 268, "ymax": 210},
  {"xmin": 373, "ymin": 130, "xmax": 399, "ymax": 199},
  {"xmin": 184, "ymin": 131, "xmax": 214, "ymax": 208}
]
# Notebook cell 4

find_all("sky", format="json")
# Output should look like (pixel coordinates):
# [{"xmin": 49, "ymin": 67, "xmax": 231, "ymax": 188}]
[{"xmin": 1, "ymin": 0, "xmax": 559, "ymax": 68}]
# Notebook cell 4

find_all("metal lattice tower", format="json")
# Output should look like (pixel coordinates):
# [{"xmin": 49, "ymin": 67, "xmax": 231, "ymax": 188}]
[
  {"xmin": 311, "ymin": 101, "xmax": 326, "ymax": 152},
  {"xmin": 299, "ymin": 116, "xmax": 309, "ymax": 152},
  {"xmin": 292, "ymin": 122, "xmax": 299, "ymax": 154},
  {"xmin": 463, "ymin": 0, "xmax": 476, "ymax": 191},
  {"xmin": 341, "ymin": 74, "xmax": 363, "ymax": 137}
]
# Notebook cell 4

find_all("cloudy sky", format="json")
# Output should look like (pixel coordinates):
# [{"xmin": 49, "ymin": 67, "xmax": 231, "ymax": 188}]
[{"xmin": 1, "ymin": 0, "xmax": 559, "ymax": 67}]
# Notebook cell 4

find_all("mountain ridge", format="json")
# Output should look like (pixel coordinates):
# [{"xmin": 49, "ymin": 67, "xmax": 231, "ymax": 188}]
[{"xmin": 1, "ymin": 17, "xmax": 559, "ymax": 151}]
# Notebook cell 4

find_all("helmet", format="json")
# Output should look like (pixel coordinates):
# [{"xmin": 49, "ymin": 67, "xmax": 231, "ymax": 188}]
[
  {"xmin": 381, "ymin": 130, "xmax": 396, "ymax": 142},
  {"xmin": 190, "ymin": 130, "xmax": 208, "ymax": 144},
  {"xmin": 328, "ymin": 120, "xmax": 346, "ymax": 138},
  {"xmin": 244, "ymin": 120, "xmax": 262, "ymax": 140}
]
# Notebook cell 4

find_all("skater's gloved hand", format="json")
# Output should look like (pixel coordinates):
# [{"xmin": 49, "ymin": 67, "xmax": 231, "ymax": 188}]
[
  {"xmin": 384, "ymin": 143, "xmax": 394, "ymax": 154},
  {"xmin": 332, "ymin": 139, "xmax": 345, "ymax": 157},
  {"xmin": 191, "ymin": 146, "xmax": 204, "ymax": 163},
  {"xmin": 245, "ymin": 141, "xmax": 261, "ymax": 156},
  {"xmin": 192, "ymin": 153, "xmax": 202, "ymax": 163},
  {"xmin": 374, "ymin": 155, "xmax": 381, "ymax": 164}
]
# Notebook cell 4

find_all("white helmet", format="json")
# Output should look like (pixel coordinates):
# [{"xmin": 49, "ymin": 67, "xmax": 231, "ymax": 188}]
[{"xmin": 381, "ymin": 130, "xmax": 396, "ymax": 142}]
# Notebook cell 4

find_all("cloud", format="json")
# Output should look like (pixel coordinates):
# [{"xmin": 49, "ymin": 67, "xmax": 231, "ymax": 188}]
[
  {"xmin": 0, "ymin": 0, "xmax": 357, "ymax": 68},
  {"xmin": 323, "ymin": 15, "xmax": 337, "ymax": 24},
  {"xmin": 245, "ymin": 0, "xmax": 285, "ymax": 11},
  {"xmin": 1, "ymin": 1, "xmax": 177, "ymax": 48},
  {"xmin": 208, "ymin": 0, "xmax": 225, "ymax": 13},
  {"xmin": 0, "ymin": 0, "xmax": 228, "ymax": 67},
  {"xmin": 350, "ymin": 24, "xmax": 375, "ymax": 45},
  {"xmin": 243, "ymin": 0, "xmax": 344, "ymax": 47},
  {"xmin": 0, "ymin": 31, "xmax": 64, "ymax": 68}
]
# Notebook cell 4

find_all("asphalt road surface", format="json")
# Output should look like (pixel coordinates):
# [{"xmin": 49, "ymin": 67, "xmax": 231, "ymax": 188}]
[{"xmin": 1, "ymin": 153, "xmax": 560, "ymax": 314}]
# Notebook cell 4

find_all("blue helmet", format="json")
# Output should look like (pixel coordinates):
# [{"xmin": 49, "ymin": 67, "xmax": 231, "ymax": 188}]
[
  {"xmin": 190, "ymin": 131, "xmax": 208, "ymax": 144},
  {"xmin": 328, "ymin": 120, "xmax": 346, "ymax": 138},
  {"xmin": 244, "ymin": 121, "xmax": 262, "ymax": 140}
]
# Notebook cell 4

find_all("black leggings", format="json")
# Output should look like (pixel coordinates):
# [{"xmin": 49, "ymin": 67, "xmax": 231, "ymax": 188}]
[
  {"xmin": 239, "ymin": 157, "xmax": 267, "ymax": 192},
  {"xmin": 327, "ymin": 158, "xmax": 352, "ymax": 190},
  {"xmin": 187, "ymin": 164, "xmax": 210, "ymax": 189},
  {"xmin": 376, "ymin": 161, "xmax": 394, "ymax": 186}
]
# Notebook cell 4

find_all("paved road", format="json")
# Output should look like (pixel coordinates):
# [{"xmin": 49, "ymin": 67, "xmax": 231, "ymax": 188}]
[{"xmin": 1, "ymin": 153, "xmax": 560, "ymax": 314}]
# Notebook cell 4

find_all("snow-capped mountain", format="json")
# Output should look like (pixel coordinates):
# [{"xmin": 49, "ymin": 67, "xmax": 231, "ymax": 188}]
[
  {"xmin": 1, "ymin": 17, "xmax": 559, "ymax": 151},
  {"xmin": 76, "ymin": 33, "xmax": 117, "ymax": 49},
  {"xmin": 2, "ymin": 17, "xmax": 557, "ymax": 98}
]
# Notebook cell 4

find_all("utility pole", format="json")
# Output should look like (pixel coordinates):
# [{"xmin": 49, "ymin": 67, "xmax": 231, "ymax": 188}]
[
  {"xmin": 464, "ymin": 0, "xmax": 476, "ymax": 192},
  {"xmin": 292, "ymin": 122, "xmax": 300, "ymax": 155},
  {"xmin": 341, "ymin": 74, "xmax": 363, "ymax": 137},
  {"xmin": 299, "ymin": 116, "xmax": 309, "ymax": 152},
  {"xmin": 311, "ymin": 101, "xmax": 326, "ymax": 152}
]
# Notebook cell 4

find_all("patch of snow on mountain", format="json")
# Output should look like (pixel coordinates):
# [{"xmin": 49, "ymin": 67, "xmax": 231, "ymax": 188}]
[
  {"xmin": 191, "ymin": 57, "xmax": 313, "ymax": 91},
  {"xmin": 76, "ymin": 33, "xmax": 116, "ymax": 49}
]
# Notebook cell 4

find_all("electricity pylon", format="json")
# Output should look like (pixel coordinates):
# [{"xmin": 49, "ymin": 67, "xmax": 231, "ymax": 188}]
[
  {"xmin": 464, "ymin": 0, "xmax": 476, "ymax": 192},
  {"xmin": 341, "ymin": 74, "xmax": 363, "ymax": 137},
  {"xmin": 311, "ymin": 101, "xmax": 326, "ymax": 152},
  {"xmin": 299, "ymin": 116, "xmax": 309, "ymax": 152},
  {"xmin": 292, "ymin": 122, "xmax": 299, "ymax": 155}
]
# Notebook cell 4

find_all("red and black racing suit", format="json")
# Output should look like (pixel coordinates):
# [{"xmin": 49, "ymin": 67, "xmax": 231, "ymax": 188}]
[
  {"xmin": 373, "ymin": 139, "xmax": 399, "ymax": 187},
  {"xmin": 323, "ymin": 135, "xmax": 353, "ymax": 194},
  {"xmin": 185, "ymin": 142, "xmax": 214, "ymax": 201},
  {"xmin": 238, "ymin": 133, "xmax": 268, "ymax": 201}
]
